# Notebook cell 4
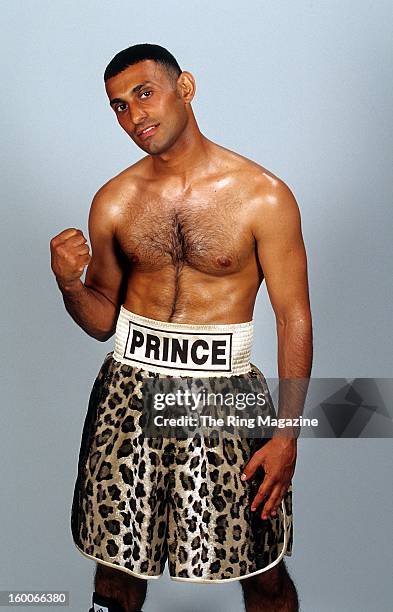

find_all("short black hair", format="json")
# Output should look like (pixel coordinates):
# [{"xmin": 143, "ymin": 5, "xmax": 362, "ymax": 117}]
[{"xmin": 104, "ymin": 43, "xmax": 182, "ymax": 85}]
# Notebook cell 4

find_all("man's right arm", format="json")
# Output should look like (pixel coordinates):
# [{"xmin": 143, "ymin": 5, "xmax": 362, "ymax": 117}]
[{"xmin": 50, "ymin": 187, "xmax": 127, "ymax": 341}]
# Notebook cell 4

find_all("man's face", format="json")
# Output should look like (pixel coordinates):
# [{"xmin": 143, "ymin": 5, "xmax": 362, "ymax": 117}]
[{"xmin": 105, "ymin": 60, "xmax": 189, "ymax": 155}]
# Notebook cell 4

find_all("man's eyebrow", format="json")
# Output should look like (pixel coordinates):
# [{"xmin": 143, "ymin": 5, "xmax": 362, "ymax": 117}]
[{"xmin": 109, "ymin": 81, "xmax": 154, "ymax": 105}]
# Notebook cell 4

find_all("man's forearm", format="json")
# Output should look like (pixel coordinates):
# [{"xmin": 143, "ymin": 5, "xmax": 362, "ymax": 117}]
[
  {"xmin": 57, "ymin": 279, "xmax": 119, "ymax": 341},
  {"xmin": 273, "ymin": 315, "xmax": 313, "ymax": 438}
]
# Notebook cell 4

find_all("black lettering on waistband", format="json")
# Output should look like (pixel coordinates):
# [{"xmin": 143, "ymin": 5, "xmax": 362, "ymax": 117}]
[
  {"xmin": 130, "ymin": 329, "xmax": 144, "ymax": 354},
  {"xmin": 145, "ymin": 333, "xmax": 160, "ymax": 359},
  {"xmin": 171, "ymin": 338, "xmax": 189, "ymax": 363},
  {"xmin": 211, "ymin": 340, "xmax": 227, "ymax": 365},
  {"xmin": 162, "ymin": 336, "xmax": 169, "ymax": 361},
  {"xmin": 123, "ymin": 320, "xmax": 234, "ymax": 372},
  {"xmin": 191, "ymin": 339, "xmax": 209, "ymax": 365}
]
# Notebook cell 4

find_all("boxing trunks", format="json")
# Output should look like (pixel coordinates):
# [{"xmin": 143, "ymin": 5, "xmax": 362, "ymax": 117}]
[{"xmin": 71, "ymin": 306, "xmax": 293, "ymax": 582}]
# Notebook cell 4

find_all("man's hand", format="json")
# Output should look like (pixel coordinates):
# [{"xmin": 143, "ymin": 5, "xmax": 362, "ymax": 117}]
[
  {"xmin": 241, "ymin": 437, "xmax": 297, "ymax": 520},
  {"xmin": 50, "ymin": 228, "xmax": 91, "ymax": 291}
]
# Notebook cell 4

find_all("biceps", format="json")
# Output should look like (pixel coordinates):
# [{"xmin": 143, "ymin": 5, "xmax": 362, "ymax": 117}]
[{"xmin": 258, "ymin": 234, "xmax": 310, "ymax": 323}]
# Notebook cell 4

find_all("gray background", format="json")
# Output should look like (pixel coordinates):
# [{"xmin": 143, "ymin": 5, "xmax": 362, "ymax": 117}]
[{"xmin": 1, "ymin": 0, "xmax": 392, "ymax": 610}]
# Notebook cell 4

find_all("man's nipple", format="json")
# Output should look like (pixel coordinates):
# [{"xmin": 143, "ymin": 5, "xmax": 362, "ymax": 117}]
[{"xmin": 216, "ymin": 255, "xmax": 232, "ymax": 268}]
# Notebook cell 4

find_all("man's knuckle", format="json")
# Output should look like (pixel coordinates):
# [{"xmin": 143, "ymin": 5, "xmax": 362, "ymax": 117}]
[{"xmin": 64, "ymin": 252, "xmax": 75, "ymax": 264}]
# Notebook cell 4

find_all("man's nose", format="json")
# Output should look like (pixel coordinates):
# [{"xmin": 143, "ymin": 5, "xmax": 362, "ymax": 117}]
[{"xmin": 129, "ymin": 103, "xmax": 147, "ymax": 126}]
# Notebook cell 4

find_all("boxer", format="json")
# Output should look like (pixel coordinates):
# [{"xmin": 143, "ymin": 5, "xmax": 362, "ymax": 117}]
[{"xmin": 50, "ymin": 43, "xmax": 312, "ymax": 612}]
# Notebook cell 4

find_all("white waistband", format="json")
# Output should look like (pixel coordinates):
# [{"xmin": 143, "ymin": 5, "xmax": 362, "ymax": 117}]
[{"xmin": 113, "ymin": 306, "xmax": 253, "ymax": 377}]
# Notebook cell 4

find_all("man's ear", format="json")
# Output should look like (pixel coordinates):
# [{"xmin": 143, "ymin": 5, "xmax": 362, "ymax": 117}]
[{"xmin": 176, "ymin": 71, "xmax": 196, "ymax": 103}]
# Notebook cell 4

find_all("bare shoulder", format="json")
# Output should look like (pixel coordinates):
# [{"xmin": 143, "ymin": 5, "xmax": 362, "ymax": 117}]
[
  {"xmin": 211, "ymin": 140, "xmax": 295, "ymax": 201},
  {"xmin": 243, "ymin": 164, "xmax": 301, "ymax": 242},
  {"xmin": 245, "ymin": 162, "xmax": 299, "ymax": 221},
  {"xmin": 215, "ymin": 145, "xmax": 301, "ymax": 237},
  {"xmin": 89, "ymin": 157, "xmax": 149, "ymax": 225}
]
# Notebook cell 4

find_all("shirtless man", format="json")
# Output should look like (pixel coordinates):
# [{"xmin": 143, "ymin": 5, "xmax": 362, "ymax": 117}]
[{"xmin": 50, "ymin": 44, "xmax": 312, "ymax": 612}]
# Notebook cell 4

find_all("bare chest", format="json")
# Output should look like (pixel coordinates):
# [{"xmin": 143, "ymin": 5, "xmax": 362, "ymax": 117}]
[{"xmin": 115, "ymin": 194, "xmax": 254, "ymax": 275}]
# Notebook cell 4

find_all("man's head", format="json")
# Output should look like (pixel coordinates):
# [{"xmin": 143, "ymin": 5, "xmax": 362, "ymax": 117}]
[
  {"xmin": 104, "ymin": 43, "xmax": 182, "ymax": 89},
  {"xmin": 104, "ymin": 43, "xmax": 196, "ymax": 155}
]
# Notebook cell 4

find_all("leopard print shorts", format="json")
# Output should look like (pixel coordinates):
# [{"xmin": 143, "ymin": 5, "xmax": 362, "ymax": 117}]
[{"xmin": 71, "ymin": 351, "xmax": 293, "ymax": 583}]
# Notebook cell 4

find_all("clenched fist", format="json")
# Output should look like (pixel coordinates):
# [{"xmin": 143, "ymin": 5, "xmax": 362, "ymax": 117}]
[{"xmin": 50, "ymin": 228, "xmax": 91, "ymax": 290}]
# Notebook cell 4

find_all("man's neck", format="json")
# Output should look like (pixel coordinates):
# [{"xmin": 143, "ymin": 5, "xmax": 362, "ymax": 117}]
[{"xmin": 150, "ymin": 124, "xmax": 212, "ymax": 189}]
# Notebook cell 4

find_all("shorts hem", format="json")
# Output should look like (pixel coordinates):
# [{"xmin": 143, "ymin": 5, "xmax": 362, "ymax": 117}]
[
  {"xmin": 72, "ymin": 539, "xmax": 163, "ymax": 581},
  {"xmin": 169, "ymin": 499, "xmax": 291, "ymax": 584}
]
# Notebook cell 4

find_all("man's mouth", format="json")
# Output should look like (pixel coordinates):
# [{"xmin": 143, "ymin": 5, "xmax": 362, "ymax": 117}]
[{"xmin": 137, "ymin": 124, "xmax": 159, "ymax": 140}]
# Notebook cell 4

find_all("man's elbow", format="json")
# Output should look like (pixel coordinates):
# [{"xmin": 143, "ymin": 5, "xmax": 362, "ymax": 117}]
[
  {"xmin": 92, "ymin": 328, "xmax": 115, "ymax": 342},
  {"xmin": 276, "ymin": 308, "xmax": 312, "ymax": 328}
]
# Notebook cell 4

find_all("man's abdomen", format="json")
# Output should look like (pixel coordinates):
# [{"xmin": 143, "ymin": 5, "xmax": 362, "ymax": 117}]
[{"xmin": 124, "ymin": 263, "xmax": 261, "ymax": 325}]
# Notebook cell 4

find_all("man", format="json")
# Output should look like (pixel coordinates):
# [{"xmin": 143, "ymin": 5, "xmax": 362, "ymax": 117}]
[{"xmin": 50, "ymin": 43, "xmax": 312, "ymax": 612}]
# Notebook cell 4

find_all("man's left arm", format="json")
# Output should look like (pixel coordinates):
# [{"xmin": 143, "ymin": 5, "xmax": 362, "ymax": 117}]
[{"xmin": 242, "ymin": 178, "xmax": 313, "ymax": 519}]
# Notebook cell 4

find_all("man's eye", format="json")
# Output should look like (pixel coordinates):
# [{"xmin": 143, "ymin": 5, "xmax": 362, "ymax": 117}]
[
  {"xmin": 115, "ymin": 104, "xmax": 127, "ymax": 113},
  {"xmin": 141, "ymin": 90, "xmax": 152, "ymax": 98}
]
